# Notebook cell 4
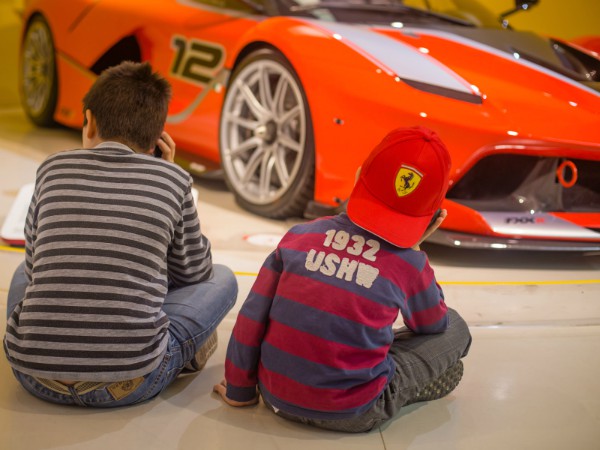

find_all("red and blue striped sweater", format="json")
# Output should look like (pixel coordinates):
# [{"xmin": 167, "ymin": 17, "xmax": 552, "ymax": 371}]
[{"xmin": 225, "ymin": 213, "xmax": 448, "ymax": 419}]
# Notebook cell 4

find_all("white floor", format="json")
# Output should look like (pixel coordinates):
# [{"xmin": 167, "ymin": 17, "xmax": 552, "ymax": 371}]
[
  {"xmin": 1, "ymin": 6, "xmax": 600, "ymax": 444},
  {"xmin": 1, "ymin": 105, "xmax": 599, "ymax": 450}
]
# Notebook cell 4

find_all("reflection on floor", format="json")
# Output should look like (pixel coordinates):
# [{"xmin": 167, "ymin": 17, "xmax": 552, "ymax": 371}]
[
  {"xmin": 2, "ymin": 2, "xmax": 599, "ymax": 447},
  {"xmin": 1, "ymin": 105, "xmax": 599, "ymax": 450}
]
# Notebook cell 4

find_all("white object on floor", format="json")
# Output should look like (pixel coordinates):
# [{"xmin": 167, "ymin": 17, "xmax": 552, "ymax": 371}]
[{"xmin": 0, "ymin": 182, "xmax": 34, "ymax": 246}]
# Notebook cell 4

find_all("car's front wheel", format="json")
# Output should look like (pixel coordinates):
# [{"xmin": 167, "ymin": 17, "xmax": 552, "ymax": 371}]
[
  {"xmin": 20, "ymin": 15, "xmax": 58, "ymax": 127},
  {"xmin": 219, "ymin": 48, "xmax": 314, "ymax": 219}
]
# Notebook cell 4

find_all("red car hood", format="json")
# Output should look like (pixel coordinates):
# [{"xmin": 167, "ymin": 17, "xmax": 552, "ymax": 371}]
[{"xmin": 307, "ymin": 19, "xmax": 600, "ymax": 151}]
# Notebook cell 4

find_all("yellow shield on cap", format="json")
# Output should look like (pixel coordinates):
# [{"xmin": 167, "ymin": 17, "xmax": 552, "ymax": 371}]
[{"xmin": 394, "ymin": 166, "xmax": 422, "ymax": 197}]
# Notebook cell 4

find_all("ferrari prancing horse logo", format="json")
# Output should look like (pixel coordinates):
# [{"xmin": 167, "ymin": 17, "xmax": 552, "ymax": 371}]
[{"xmin": 394, "ymin": 165, "xmax": 423, "ymax": 197}]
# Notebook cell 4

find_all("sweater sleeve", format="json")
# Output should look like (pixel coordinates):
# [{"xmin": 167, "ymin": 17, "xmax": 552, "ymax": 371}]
[
  {"xmin": 402, "ymin": 252, "xmax": 449, "ymax": 334},
  {"xmin": 225, "ymin": 249, "xmax": 282, "ymax": 402},
  {"xmin": 23, "ymin": 181, "xmax": 41, "ymax": 283},
  {"xmin": 167, "ymin": 181, "xmax": 213, "ymax": 286}
]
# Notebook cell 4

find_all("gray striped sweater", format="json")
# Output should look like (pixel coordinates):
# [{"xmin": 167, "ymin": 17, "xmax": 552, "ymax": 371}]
[{"xmin": 4, "ymin": 142, "xmax": 213, "ymax": 382}]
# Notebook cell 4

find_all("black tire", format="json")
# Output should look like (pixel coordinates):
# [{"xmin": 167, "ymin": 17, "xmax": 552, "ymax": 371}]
[
  {"xmin": 219, "ymin": 48, "xmax": 314, "ymax": 219},
  {"xmin": 20, "ymin": 15, "xmax": 58, "ymax": 127}
]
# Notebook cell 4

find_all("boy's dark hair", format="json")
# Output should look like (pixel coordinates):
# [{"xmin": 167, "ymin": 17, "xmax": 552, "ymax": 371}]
[{"xmin": 82, "ymin": 61, "xmax": 171, "ymax": 151}]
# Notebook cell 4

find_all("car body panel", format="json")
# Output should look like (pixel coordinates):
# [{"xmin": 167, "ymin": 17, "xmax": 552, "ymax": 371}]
[{"xmin": 19, "ymin": 0, "xmax": 600, "ymax": 249}]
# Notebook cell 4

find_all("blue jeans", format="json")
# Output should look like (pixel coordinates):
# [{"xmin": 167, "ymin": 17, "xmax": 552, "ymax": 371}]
[{"xmin": 5, "ymin": 261, "xmax": 237, "ymax": 407}]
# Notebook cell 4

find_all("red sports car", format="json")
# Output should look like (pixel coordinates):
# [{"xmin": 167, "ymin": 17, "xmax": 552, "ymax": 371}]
[{"xmin": 18, "ymin": 0, "xmax": 600, "ymax": 250}]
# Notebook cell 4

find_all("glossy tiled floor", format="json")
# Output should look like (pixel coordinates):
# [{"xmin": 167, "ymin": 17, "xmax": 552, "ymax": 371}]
[{"xmin": 1, "ymin": 6, "xmax": 600, "ymax": 449}]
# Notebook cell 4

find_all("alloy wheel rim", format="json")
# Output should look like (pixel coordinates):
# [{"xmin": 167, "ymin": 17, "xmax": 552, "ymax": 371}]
[
  {"xmin": 22, "ymin": 21, "xmax": 54, "ymax": 117},
  {"xmin": 221, "ymin": 59, "xmax": 306, "ymax": 205}
]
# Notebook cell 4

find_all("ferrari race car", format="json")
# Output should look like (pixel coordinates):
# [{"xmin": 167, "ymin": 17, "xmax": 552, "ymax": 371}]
[{"xmin": 18, "ymin": 0, "xmax": 600, "ymax": 250}]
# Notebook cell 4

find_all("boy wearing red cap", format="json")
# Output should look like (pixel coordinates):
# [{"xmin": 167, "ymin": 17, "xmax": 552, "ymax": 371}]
[{"xmin": 214, "ymin": 126, "xmax": 472, "ymax": 432}]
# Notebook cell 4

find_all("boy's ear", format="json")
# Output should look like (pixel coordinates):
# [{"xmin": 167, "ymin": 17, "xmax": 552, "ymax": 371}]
[
  {"xmin": 354, "ymin": 166, "xmax": 362, "ymax": 184},
  {"xmin": 84, "ymin": 109, "xmax": 97, "ymax": 140}
]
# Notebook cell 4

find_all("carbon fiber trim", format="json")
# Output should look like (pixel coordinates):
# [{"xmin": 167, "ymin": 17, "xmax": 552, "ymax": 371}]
[
  {"xmin": 426, "ymin": 229, "xmax": 600, "ymax": 251},
  {"xmin": 402, "ymin": 78, "xmax": 483, "ymax": 104}
]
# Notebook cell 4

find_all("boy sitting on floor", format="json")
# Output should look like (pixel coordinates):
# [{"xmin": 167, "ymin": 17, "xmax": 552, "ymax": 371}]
[
  {"xmin": 214, "ymin": 126, "xmax": 471, "ymax": 432},
  {"xmin": 4, "ymin": 61, "xmax": 237, "ymax": 407}
]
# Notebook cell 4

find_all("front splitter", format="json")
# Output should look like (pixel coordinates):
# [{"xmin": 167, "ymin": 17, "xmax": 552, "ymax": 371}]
[{"xmin": 426, "ymin": 229, "xmax": 600, "ymax": 252}]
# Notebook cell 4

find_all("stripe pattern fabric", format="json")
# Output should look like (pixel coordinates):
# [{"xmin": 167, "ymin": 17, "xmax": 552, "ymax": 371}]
[
  {"xmin": 4, "ymin": 143, "xmax": 212, "ymax": 382},
  {"xmin": 225, "ymin": 214, "xmax": 448, "ymax": 420}
]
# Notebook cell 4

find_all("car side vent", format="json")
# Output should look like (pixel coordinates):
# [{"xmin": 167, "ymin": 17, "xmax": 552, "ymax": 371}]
[
  {"xmin": 510, "ymin": 40, "xmax": 600, "ymax": 92},
  {"xmin": 550, "ymin": 39, "xmax": 600, "ymax": 82},
  {"xmin": 90, "ymin": 36, "xmax": 142, "ymax": 75}
]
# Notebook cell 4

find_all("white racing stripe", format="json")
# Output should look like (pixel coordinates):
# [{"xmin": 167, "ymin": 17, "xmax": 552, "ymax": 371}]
[
  {"xmin": 404, "ymin": 27, "xmax": 600, "ymax": 98},
  {"xmin": 302, "ymin": 19, "xmax": 476, "ymax": 95}
]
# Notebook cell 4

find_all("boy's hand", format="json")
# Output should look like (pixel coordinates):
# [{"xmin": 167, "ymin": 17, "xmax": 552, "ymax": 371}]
[
  {"xmin": 152, "ymin": 131, "xmax": 176, "ymax": 162},
  {"xmin": 412, "ymin": 209, "xmax": 447, "ymax": 251},
  {"xmin": 213, "ymin": 379, "xmax": 259, "ymax": 407}
]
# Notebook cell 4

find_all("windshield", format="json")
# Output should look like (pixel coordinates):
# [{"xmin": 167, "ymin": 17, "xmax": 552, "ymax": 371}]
[{"xmin": 280, "ymin": 0, "xmax": 503, "ymax": 29}]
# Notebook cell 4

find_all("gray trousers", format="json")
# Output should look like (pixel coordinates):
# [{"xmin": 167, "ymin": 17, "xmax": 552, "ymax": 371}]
[{"xmin": 264, "ymin": 308, "xmax": 472, "ymax": 432}]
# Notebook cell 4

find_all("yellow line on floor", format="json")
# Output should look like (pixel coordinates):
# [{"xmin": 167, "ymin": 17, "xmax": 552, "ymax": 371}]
[
  {"xmin": 0, "ymin": 244, "xmax": 24, "ymax": 253},
  {"xmin": 233, "ymin": 272, "xmax": 600, "ymax": 285},
  {"xmin": 2, "ymin": 245, "xmax": 598, "ymax": 285},
  {"xmin": 234, "ymin": 271, "xmax": 260, "ymax": 277},
  {"xmin": 439, "ymin": 280, "xmax": 600, "ymax": 286}
]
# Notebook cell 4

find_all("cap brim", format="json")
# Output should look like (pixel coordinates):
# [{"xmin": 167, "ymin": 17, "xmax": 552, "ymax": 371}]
[{"xmin": 346, "ymin": 179, "xmax": 433, "ymax": 248}]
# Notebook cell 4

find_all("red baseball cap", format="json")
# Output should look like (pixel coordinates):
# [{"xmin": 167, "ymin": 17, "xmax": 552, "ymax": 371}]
[{"xmin": 346, "ymin": 126, "xmax": 451, "ymax": 248}]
